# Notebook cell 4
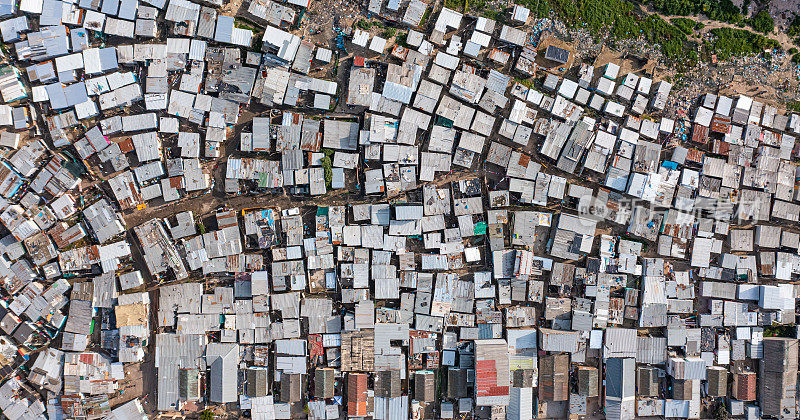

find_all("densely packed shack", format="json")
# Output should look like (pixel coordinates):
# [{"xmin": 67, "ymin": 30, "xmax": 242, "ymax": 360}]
[{"xmin": 0, "ymin": 0, "xmax": 798, "ymax": 419}]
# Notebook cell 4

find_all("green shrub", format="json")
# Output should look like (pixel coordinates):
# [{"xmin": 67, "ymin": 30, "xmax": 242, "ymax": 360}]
[
  {"xmin": 468, "ymin": 0, "xmax": 488, "ymax": 13},
  {"xmin": 321, "ymin": 149, "xmax": 334, "ymax": 188},
  {"xmin": 706, "ymin": 0, "xmax": 743, "ymax": 24},
  {"xmin": 396, "ymin": 31, "xmax": 408, "ymax": 47},
  {"xmin": 444, "ymin": 0, "xmax": 464, "ymax": 11},
  {"xmin": 419, "ymin": 7, "xmax": 431, "ymax": 25},
  {"xmin": 514, "ymin": 0, "xmax": 698, "ymax": 67},
  {"xmin": 672, "ymin": 17, "xmax": 696, "ymax": 34},
  {"xmin": 516, "ymin": 0, "xmax": 551, "ymax": 18},
  {"xmin": 650, "ymin": 0, "xmax": 743, "ymax": 25},
  {"xmin": 788, "ymin": 15, "xmax": 800, "ymax": 37},
  {"xmin": 709, "ymin": 27, "xmax": 780, "ymax": 59},
  {"xmin": 764, "ymin": 324, "xmax": 796, "ymax": 338},
  {"xmin": 747, "ymin": 10, "xmax": 774, "ymax": 34},
  {"xmin": 790, "ymin": 47, "xmax": 798, "ymax": 55},
  {"xmin": 640, "ymin": 15, "xmax": 693, "ymax": 62},
  {"xmin": 787, "ymin": 101, "xmax": 800, "ymax": 112},
  {"xmin": 651, "ymin": 0, "xmax": 698, "ymax": 16},
  {"xmin": 515, "ymin": 77, "xmax": 535, "ymax": 88},
  {"xmin": 482, "ymin": 9, "xmax": 502, "ymax": 21},
  {"xmin": 508, "ymin": 0, "xmax": 773, "ymax": 68},
  {"xmin": 711, "ymin": 402, "xmax": 731, "ymax": 420},
  {"xmin": 234, "ymin": 19, "xmax": 257, "ymax": 31},
  {"xmin": 671, "ymin": 17, "xmax": 703, "ymax": 34},
  {"xmin": 381, "ymin": 27, "xmax": 396, "ymax": 38}
]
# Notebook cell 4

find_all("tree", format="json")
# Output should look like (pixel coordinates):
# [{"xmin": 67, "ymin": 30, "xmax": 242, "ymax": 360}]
[
  {"xmin": 381, "ymin": 27, "xmax": 396, "ymax": 38},
  {"xmin": 748, "ymin": 10, "xmax": 774, "ymax": 34},
  {"xmin": 788, "ymin": 15, "xmax": 800, "ymax": 37},
  {"xmin": 200, "ymin": 410, "xmax": 215, "ymax": 420},
  {"xmin": 712, "ymin": 402, "xmax": 730, "ymax": 420},
  {"xmin": 672, "ymin": 17, "xmax": 698, "ymax": 35}
]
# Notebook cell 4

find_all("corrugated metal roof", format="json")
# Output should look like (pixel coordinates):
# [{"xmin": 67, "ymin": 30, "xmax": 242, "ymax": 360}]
[
  {"xmin": 539, "ymin": 328, "xmax": 578, "ymax": 353},
  {"xmin": 604, "ymin": 328, "xmax": 637, "ymax": 359},
  {"xmin": 636, "ymin": 336, "xmax": 667, "ymax": 365},
  {"xmin": 206, "ymin": 342, "xmax": 239, "ymax": 403},
  {"xmin": 605, "ymin": 357, "xmax": 635, "ymax": 399},
  {"xmin": 156, "ymin": 333, "xmax": 206, "ymax": 411}
]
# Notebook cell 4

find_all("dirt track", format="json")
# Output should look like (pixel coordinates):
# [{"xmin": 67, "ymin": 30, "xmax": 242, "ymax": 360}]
[{"xmin": 123, "ymin": 166, "xmax": 478, "ymax": 228}]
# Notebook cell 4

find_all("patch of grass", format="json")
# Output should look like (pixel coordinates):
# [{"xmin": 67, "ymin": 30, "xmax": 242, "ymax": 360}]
[
  {"xmin": 444, "ymin": 0, "xmax": 465, "ymax": 12},
  {"xmin": 787, "ymin": 101, "xmax": 800, "ymax": 112},
  {"xmin": 515, "ymin": 77, "xmax": 535, "ymax": 88},
  {"xmin": 419, "ymin": 6, "xmax": 432, "ymax": 25},
  {"xmin": 321, "ymin": 148, "xmax": 334, "ymax": 188},
  {"xmin": 331, "ymin": 54, "xmax": 339, "ymax": 78},
  {"xmin": 356, "ymin": 19, "xmax": 373, "ymax": 30},
  {"xmin": 482, "ymin": 9, "xmax": 503, "ymax": 21},
  {"xmin": 234, "ymin": 18, "xmax": 259, "ymax": 32}
]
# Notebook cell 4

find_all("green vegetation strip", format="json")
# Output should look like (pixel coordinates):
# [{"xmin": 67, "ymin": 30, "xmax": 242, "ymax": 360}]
[
  {"xmin": 671, "ymin": 17, "xmax": 703, "ymax": 35},
  {"xmin": 650, "ymin": 0, "xmax": 744, "ymax": 26},
  {"xmin": 512, "ymin": 0, "xmax": 699, "ymax": 67},
  {"xmin": 708, "ymin": 27, "xmax": 780, "ymax": 60},
  {"xmin": 512, "ymin": 0, "xmax": 779, "ymax": 66}
]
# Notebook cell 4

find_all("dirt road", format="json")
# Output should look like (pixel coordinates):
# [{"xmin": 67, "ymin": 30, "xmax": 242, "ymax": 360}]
[{"xmin": 123, "ymin": 167, "xmax": 477, "ymax": 228}]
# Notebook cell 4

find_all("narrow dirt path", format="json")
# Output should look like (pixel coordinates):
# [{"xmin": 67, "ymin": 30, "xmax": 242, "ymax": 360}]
[{"xmin": 122, "ymin": 168, "xmax": 478, "ymax": 227}]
